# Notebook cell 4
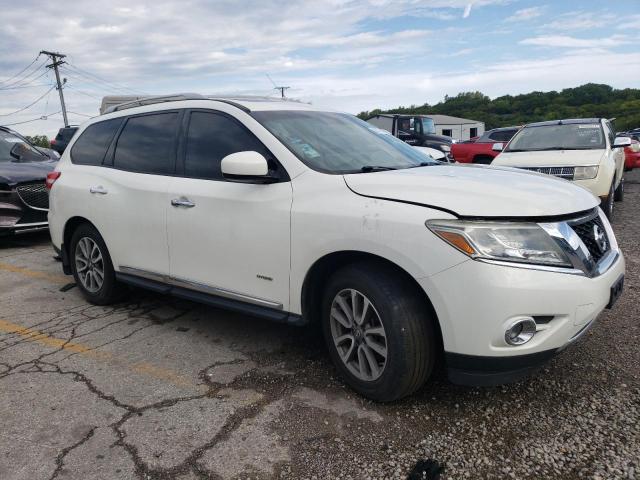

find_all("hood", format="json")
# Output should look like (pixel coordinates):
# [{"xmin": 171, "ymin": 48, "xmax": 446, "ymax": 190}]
[
  {"xmin": 493, "ymin": 149, "xmax": 604, "ymax": 167},
  {"xmin": 0, "ymin": 159, "xmax": 57, "ymax": 186},
  {"xmin": 344, "ymin": 164, "xmax": 599, "ymax": 218},
  {"xmin": 424, "ymin": 134, "xmax": 453, "ymax": 144}
]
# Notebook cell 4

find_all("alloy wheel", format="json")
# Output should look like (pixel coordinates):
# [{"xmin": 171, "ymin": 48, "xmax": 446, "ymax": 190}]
[
  {"xmin": 75, "ymin": 237, "xmax": 104, "ymax": 293},
  {"xmin": 329, "ymin": 288, "xmax": 388, "ymax": 381}
]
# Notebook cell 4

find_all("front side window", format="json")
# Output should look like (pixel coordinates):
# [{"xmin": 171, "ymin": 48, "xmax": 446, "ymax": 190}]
[
  {"xmin": 0, "ymin": 130, "xmax": 47, "ymax": 163},
  {"xmin": 184, "ymin": 111, "xmax": 270, "ymax": 180},
  {"xmin": 71, "ymin": 119, "xmax": 122, "ymax": 166},
  {"xmin": 506, "ymin": 123, "xmax": 605, "ymax": 152},
  {"xmin": 113, "ymin": 113, "xmax": 178, "ymax": 174},
  {"xmin": 252, "ymin": 111, "xmax": 440, "ymax": 174}
]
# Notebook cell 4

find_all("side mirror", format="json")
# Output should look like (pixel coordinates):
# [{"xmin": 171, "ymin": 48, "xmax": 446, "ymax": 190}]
[
  {"xmin": 221, "ymin": 151, "xmax": 277, "ymax": 184},
  {"xmin": 613, "ymin": 136, "xmax": 631, "ymax": 148},
  {"xmin": 492, "ymin": 142, "xmax": 504, "ymax": 152}
]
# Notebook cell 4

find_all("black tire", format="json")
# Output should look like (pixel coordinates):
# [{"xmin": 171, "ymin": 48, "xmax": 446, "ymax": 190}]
[
  {"xmin": 321, "ymin": 262, "xmax": 436, "ymax": 402},
  {"xmin": 69, "ymin": 223, "xmax": 126, "ymax": 305},
  {"xmin": 614, "ymin": 176, "xmax": 624, "ymax": 202},
  {"xmin": 603, "ymin": 180, "xmax": 615, "ymax": 220},
  {"xmin": 473, "ymin": 155, "xmax": 494, "ymax": 165}
]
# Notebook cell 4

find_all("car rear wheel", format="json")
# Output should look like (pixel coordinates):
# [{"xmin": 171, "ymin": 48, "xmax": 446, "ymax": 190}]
[
  {"xmin": 614, "ymin": 176, "xmax": 624, "ymax": 202},
  {"xmin": 70, "ymin": 224, "xmax": 126, "ymax": 305},
  {"xmin": 322, "ymin": 262, "xmax": 436, "ymax": 402}
]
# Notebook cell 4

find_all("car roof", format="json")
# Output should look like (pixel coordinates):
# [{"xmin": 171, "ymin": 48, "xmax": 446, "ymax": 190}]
[
  {"xmin": 526, "ymin": 118, "xmax": 602, "ymax": 127},
  {"xmin": 487, "ymin": 126, "xmax": 519, "ymax": 132}
]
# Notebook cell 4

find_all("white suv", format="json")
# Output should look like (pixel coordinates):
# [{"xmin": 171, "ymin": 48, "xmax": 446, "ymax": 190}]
[
  {"xmin": 491, "ymin": 118, "xmax": 630, "ymax": 218},
  {"xmin": 47, "ymin": 96, "xmax": 625, "ymax": 401}
]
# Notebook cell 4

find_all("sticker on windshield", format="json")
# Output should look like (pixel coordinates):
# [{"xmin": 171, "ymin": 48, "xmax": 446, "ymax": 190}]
[
  {"xmin": 577, "ymin": 124, "xmax": 600, "ymax": 129},
  {"xmin": 3, "ymin": 138, "xmax": 23, "ymax": 143},
  {"xmin": 300, "ymin": 143, "xmax": 321, "ymax": 159}
]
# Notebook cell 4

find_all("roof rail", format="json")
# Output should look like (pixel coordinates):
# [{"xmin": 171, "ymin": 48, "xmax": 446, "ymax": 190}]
[{"xmin": 103, "ymin": 93, "xmax": 207, "ymax": 114}]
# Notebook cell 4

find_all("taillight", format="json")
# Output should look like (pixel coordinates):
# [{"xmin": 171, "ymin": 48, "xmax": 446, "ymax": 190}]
[
  {"xmin": 50, "ymin": 139, "xmax": 56, "ymax": 146},
  {"xmin": 46, "ymin": 171, "xmax": 61, "ymax": 190}
]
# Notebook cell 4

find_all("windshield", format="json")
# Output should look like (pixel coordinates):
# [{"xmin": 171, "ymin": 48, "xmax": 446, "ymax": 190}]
[
  {"xmin": 396, "ymin": 116, "xmax": 435, "ymax": 136},
  {"xmin": 252, "ymin": 111, "xmax": 440, "ymax": 173},
  {"xmin": 0, "ymin": 130, "xmax": 47, "ymax": 163},
  {"xmin": 506, "ymin": 123, "xmax": 605, "ymax": 152}
]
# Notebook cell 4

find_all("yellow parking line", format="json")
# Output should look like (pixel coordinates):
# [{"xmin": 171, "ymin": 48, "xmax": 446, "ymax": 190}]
[
  {"xmin": 0, "ymin": 261, "xmax": 68, "ymax": 284},
  {"xmin": 0, "ymin": 319, "xmax": 196, "ymax": 389}
]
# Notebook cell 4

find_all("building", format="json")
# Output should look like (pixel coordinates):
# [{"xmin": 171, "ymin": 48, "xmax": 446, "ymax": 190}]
[{"xmin": 428, "ymin": 114, "xmax": 485, "ymax": 141}]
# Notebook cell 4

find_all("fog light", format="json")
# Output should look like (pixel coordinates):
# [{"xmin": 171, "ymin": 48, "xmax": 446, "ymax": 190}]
[{"xmin": 505, "ymin": 317, "xmax": 537, "ymax": 346}]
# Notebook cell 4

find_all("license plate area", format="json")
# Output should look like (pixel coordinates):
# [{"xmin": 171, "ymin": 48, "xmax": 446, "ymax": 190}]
[{"xmin": 607, "ymin": 275, "xmax": 624, "ymax": 309}]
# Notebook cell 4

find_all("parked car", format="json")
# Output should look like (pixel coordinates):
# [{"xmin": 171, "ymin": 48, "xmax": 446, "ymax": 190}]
[
  {"xmin": 0, "ymin": 126, "xmax": 58, "ymax": 235},
  {"xmin": 492, "ymin": 118, "xmax": 629, "ymax": 219},
  {"xmin": 623, "ymin": 139, "xmax": 640, "ymax": 171},
  {"xmin": 451, "ymin": 126, "xmax": 520, "ymax": 164},
  {"xmin": 366, "ymin": 114, "xmax": 454, "ymax": 161},
  {"xmin": 50, "ymin": 126, "xmax": 79, "ymax": 154},
  {"xmin": 48, "ymin": 95, "xmax": 625, "ymax": 401}
]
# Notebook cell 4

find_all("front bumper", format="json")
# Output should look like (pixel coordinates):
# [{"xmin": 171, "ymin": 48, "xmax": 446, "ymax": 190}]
[
  {"xmin": 420, "ymin": 250, "xmax": 625, "ymax": 385},
  {"xmin": 1, "ymin": 190, "xmax": 48, "ymax": 236}
]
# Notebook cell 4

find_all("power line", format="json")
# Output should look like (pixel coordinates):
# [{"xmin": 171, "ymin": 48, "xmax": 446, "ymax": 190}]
[
  {"xmin": 0, "ymin": 55, "xmax": 41, "ymax": 86},
  {"xmin": 0, "ymin": 82, "xmax": 51, "ymax": 91},
  {"xmin": 0, "ymin": 58, "xmax": 47, "ymax": 89},
  {"xmin": 266, "ymin": 73, "xmax": 290, "ymax": 99},
  {"xmin": 67, "ymin": 110, "xmax": 93, "ymax": 118},
  {"xmin": 63, "ymin": 84, "xmax": 103, "ymax": 100},
  {"xmin": 0, "ymin": 85, "xmax": 56, "ymax": 117},
  {"xmin": 0, "ymin": 70, "xmax": 49, "ymax": 90},
  {"xmin": 64, "ymin": 62, "xmax": 145, "ymax": 95},
  {"xmin": 0, "ymin": 111, "xmax": 61, "ymax": 127},
  {"xmin": 60, "ymin": 69, "xmax": 130, "ymax": 96}
]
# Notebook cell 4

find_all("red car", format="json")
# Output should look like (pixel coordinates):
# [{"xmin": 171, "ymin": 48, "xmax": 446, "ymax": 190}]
[
  {"xmin": 624, "ymin": 138, "xmax": 640, "ymax": 171},
  {"xmin": 451, "ymin": 126, "xmax": 520, "ymax": 164}
]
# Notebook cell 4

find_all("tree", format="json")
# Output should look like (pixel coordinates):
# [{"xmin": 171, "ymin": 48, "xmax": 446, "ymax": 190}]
[
  {"xmin": 356, "ymin": 83, "xmax": 640, "ymax": 131},
  {"xmin": 25, "ymin": 135, "xmax": 50, "ymax": 148}
]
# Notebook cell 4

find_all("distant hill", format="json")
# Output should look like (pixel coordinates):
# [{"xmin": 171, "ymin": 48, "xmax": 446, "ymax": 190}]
[{"xmin": 357, "ymin": 83, "xmax": 640, "ymax": 132}]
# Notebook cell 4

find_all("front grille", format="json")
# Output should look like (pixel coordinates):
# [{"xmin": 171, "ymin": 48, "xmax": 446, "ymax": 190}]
[
  {"xmin": 519, "ymin": 166, "xmax": 575, "ymax": 180},
  {"xmin": 16, "ymin": 182, "xmax": 49, "ymax": 210},
  {"xmin": 571, "ymin": 215, "xmax": 609, "ymax": 264}
]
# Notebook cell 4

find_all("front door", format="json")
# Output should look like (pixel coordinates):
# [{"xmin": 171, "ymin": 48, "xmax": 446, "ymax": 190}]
[{"xmin": 167, "ymin": 110, "xmax": 292, "ymax": 310}]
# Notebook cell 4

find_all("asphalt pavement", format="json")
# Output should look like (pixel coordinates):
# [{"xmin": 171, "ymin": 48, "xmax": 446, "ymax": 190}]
[{"xmin": 0, "ymin": 170, "xmax": 638, "ymax": 480}]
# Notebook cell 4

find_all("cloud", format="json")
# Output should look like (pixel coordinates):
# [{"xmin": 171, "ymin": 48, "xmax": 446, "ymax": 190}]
[
  {"xmin": 463, "ymin": 3, "xmax": 473, "ymax": 18},
  {"xmin": 506, "ymin": 6, "xmax": 544, "ymax": 22},
  {"xmin": 543, "ymin": 11, "xmax": 615, "ymax": 31},
  {"xmin": 520, "ymin": 35, "xmax": 631, "ymax": 48}
]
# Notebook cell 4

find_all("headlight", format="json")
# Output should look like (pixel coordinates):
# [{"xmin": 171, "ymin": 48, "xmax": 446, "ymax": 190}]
[
  {"xmin": 573, "ymin": 165, "xmax": 598, "ymax": 180},
  {"xmin": 426, "ymin": 220, "xmax": 572, "ymax": 267}
]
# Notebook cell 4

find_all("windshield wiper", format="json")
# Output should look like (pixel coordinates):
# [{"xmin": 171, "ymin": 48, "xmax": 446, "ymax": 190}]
[{"xmin": 360, "ymin": 165, "xmax": 398, "ymax": 172}]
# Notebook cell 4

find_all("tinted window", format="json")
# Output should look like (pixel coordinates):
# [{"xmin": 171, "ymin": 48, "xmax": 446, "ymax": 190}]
[
  {"xmin": 184, "ymin": 111, "xmax": 269, "ymax": 180},
  {"xmin": 489, "ymin": 130, "xmax": 516, "ymax": 142},
  {"xmin": 71, "ymin": 119, "xmax": 122, "ymax": 166},
  {"xmin": 114, "ymin": 113, "xmax": 178, "ymax": 174}
]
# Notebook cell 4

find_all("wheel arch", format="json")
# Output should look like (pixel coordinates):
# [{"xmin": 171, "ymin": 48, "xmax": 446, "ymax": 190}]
[
  {"xmin": 300, "ymin": 250, "xmax": 444, "ymax": 352},
  {"xmin": 61, "ymin": 216, "xmax": 98, "ymax": 274}
]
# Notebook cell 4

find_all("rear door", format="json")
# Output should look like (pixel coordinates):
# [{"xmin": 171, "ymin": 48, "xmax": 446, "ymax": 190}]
[
  {"xmin": 90, "ymin": 111, "xmax": 181, "ymax": 276},
  {"xmin": 166, "ymin": 109, "xmax": 292, "ymax": 310}
]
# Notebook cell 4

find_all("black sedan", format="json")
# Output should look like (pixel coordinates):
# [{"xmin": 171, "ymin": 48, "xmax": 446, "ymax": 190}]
[{"xmin": 0, "ymin": 127, "xmax": 58, "ymax": 236}]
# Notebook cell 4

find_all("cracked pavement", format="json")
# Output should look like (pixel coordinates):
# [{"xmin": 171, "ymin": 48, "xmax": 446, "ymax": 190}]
[{"xmin": 1, "ymin": 170, "xmax": 639, "ymax": 479}]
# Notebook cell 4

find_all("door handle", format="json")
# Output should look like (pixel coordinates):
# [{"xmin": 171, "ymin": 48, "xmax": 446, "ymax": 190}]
[
  {"xmin": 89, "ymin": 186, "xmax": 108, "ymax": 195},
  {"xmin": 171, "ymin": 197, "xmax": 195, "ymax": 208}
]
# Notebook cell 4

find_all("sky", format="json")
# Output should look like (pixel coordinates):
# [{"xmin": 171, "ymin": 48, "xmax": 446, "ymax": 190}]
[{"xmin": 1, "ymin": 0, "xmax": 639, "ymax": 137}]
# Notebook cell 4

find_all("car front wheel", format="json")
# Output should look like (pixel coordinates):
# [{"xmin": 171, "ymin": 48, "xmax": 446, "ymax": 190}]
[
  {"xmin": 614, "ymin": 176, "xmax": 624, "ymax": 202},
  {"xmin": 322, "ymin": 262, "xmax": 436, "ymax": 402},
  {"xmin": 603, "ymin": 181, "xmax": 615, "ymax": 219}
]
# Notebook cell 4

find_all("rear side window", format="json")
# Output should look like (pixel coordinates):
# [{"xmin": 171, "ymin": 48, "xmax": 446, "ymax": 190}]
[
  {"xmin": 184, "ymin": 111, "xmax": 269, "ymax": 180},
  {"xmin": 114, "ymin": 113, "xmax": 178, "ymax": 174},
  {"xmin": 489, "ymin": 130, "xmax": 516, "ymax": 142},
  {"xmin": 70, "ymin": 119, "xmax": 122, "ymax": 166}
]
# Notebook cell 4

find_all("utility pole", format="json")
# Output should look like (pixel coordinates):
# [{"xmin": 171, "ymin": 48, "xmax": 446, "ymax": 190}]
[
  {"xmin": 266, "ymin": 73, "xmax": 290, "ymax": 99},
  {"xmin": 275, "ymin": 86, "xmax": 290, "ymax": 99},
  {"xmin": 40, "ymin": 50, "xmax": 68, "ymax": 127}
]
